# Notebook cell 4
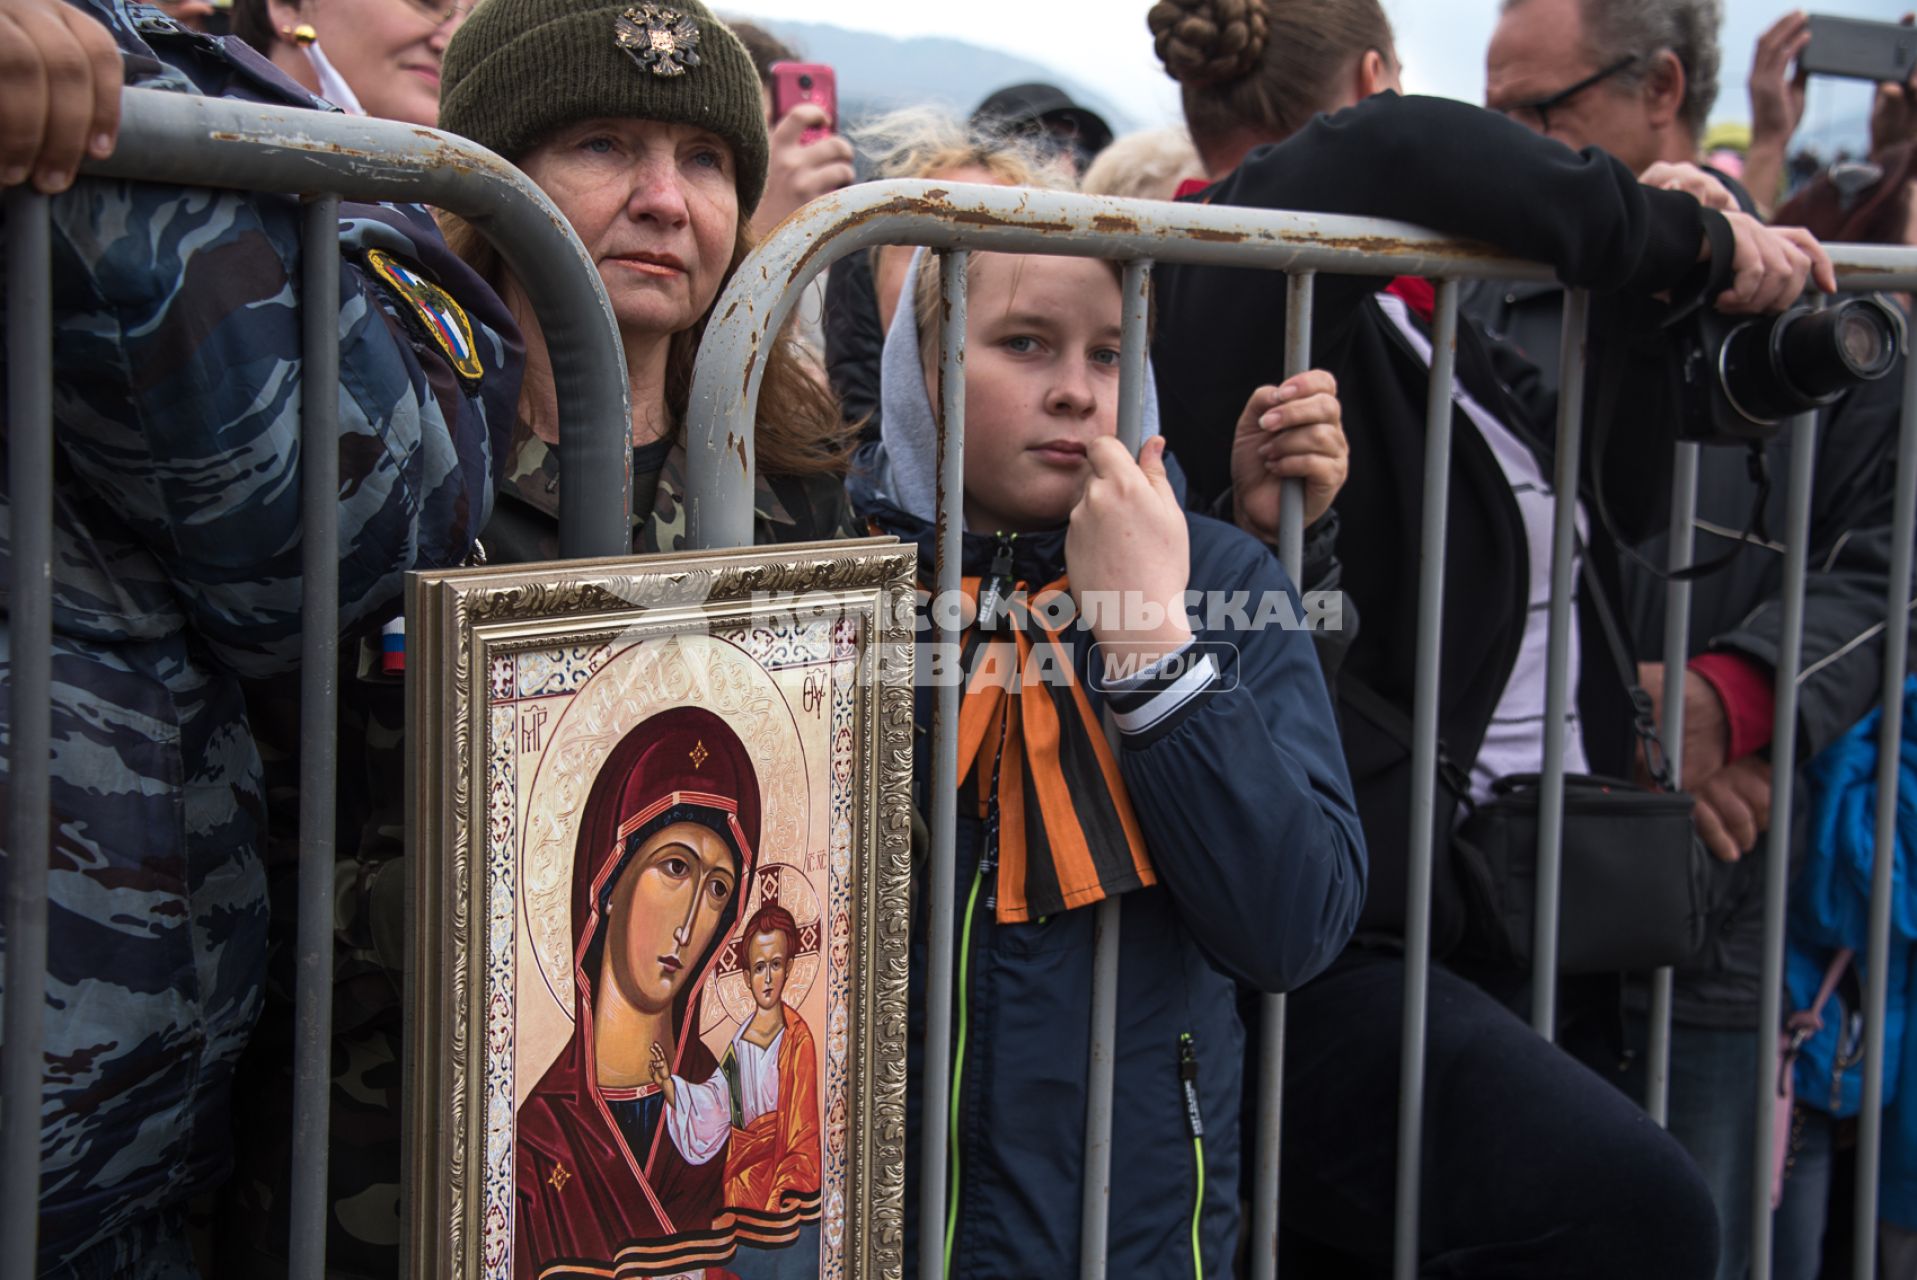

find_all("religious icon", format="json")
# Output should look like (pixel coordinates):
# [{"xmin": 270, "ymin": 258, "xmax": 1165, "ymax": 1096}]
[{"xmin": 407, "ymin": 540, "xmax": 912, "ymax": 1280}]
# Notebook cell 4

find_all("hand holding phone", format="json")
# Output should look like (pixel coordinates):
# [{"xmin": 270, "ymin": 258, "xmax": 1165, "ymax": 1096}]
[
  {"xmin": 770, "ymin": 61, "xmax": 836, "ymax": 145},
  {"xmin": 752, "ymin": 61, "xmax": 855, "ymax": 237}
]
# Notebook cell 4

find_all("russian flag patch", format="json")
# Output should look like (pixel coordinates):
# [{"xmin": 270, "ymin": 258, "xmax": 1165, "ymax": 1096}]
[{"xmin": 364, "ymin": 248, "xmax": 485, "ymax": 383}]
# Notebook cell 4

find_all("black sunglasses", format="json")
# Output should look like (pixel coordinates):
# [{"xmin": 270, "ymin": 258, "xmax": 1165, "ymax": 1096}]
[{"xmin": 1501, "ymin": 55, "xmax": 1640, "ymax": 134}]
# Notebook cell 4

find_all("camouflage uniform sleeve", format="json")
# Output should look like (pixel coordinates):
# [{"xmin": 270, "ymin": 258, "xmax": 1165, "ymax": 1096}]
[{"xmin": 44, "ymin": 129, "xmax": 522, "ymax": 679}]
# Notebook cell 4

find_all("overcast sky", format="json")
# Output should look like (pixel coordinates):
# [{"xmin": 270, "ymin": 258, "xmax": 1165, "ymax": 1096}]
[{"xmin": 727, "ymin": 0, "xmax": 1908, "ymax": 144}]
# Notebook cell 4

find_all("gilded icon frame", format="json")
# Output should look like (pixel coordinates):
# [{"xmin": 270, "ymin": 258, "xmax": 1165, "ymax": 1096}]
[{"xmin": 405, "ymin": 538, "xmax": 914, "ymax": 1280}]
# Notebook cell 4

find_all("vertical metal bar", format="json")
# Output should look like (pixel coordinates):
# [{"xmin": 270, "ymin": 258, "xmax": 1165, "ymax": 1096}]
[
  {"xmin": 1393, "ymin": 280, "xmax": 1462, "ymax": 1280},
  {"xmin": 1275, "ymin": 272, "xmax": 1316, "ymax": 575},
  {"xmin": 1649, "ymin": 440, "xmax": 1701, "ymax": 1126},
  {"xmin": 1079, "ymin": 259, "xmax": 1152, "ymax": 1279},
  {"xmin": 2, "ymin": 187, "xmax": 53, "ymax": 1280},
  {"xmin": 1529, "ymin": 289, "xmax": 1590, "ymax": 1038},
  {"xmin": 1114, "ymin": 261, "xmax": 1151, "ymax": 454},
  {"xmin": 1750, "ymin": 411, "xmax": 1820, "ymax": 1280},
  {"xmin": 920, "ymin": 249, "xmax": 967, "ymax": 1280},
  {"xmin": 1080, "ymin": 897, "xmax": 1121, "ymax": 1280},
  {"xmin": 289, "ymin": 194, "xmax": 341, "ymax": 1280},
  {"xmin": 1252, "ymin": 269, "xmax": 1315, "ymax": 1280},
  {"xmin": 1852, "ymin": 352, "xmax": 1917, "ymax": 1279}
]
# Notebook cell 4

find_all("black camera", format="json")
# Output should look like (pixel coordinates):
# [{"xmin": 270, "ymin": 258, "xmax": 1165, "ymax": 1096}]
[{"xmin": 1675, "ymin": 295, "xmax": 1905, "ymax": 443}]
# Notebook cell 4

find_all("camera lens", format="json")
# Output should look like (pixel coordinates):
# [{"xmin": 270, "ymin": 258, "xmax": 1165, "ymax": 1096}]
[
  {"xmin": 1836, "ymin": 307, "xmax": 1893, "ymax": 376},
  {"xmin": 1718, "ymin": 296, "xmax": 1904, "ymax": 426},
  {"xmin": 1775, "ymin": 297, "xmax": 1900, "ymax": 397},
  {"xmin": 798, "ymin": 74, "xmax": 813, "ymax": 90}
]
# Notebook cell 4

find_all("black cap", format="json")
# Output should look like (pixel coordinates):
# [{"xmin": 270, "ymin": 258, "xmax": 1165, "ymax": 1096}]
[{"xmin": 971, "ymin": 81, "xmax": 1114, "ymax": 164}]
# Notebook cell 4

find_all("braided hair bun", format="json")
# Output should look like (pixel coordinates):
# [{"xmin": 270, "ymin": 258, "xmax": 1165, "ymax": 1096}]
[{"xmin": 1148, "ymin": 0, "xmax": 1270, "ymax": 88}]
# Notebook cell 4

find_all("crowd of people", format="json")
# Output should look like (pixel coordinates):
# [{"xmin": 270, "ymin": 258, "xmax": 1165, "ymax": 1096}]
[{"xmin": 3, "ymin": 0, "xmax": 1916, "ymax": 1277}]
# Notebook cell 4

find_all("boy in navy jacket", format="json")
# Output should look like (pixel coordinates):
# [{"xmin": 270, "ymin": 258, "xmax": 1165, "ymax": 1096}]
[{"xmin": 848, "ymin": 247, "xmax": 1365, "ymax": 1278}]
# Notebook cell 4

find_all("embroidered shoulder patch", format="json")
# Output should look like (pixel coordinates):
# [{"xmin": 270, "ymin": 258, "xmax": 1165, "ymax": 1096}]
[{"xmin": 364, "ymin": 248, "xmax": 484, "ymax": 382}]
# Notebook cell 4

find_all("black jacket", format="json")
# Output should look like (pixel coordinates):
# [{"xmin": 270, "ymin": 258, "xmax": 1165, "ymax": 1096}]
[
  {"xmin": 823, "ymin": 245, "xmax": 885, "ymax": 441},
  {"xmin": 1153, "ymin": 91, "xmax": 1731, "ymax": 953},
  {"xmin": 1464, "ymin": 275, "xmax": 1910, "ymax": 1027}
]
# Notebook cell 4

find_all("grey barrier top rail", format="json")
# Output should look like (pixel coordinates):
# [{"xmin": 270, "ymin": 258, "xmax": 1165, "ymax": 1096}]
[
  {"xmin": 684, "ymin": 178, "xmax": 1917, "ymax": 546},
  {"xmin": 95, "ymin": 85, "xmax": 635, "ymax": 558}
]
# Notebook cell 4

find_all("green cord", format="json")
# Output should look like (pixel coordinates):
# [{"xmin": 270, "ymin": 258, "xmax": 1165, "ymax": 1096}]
[
  {"xmin": 1180, "ymin": 1031, "xmax": 1205, "ymax": 1280},
  {"xmin": 1190, "ymin": 1131, "xmax": 1205, "ymax": 1280},
  {"xmin": 944, "ymin": 863, "xmax": 986, "ymax": 1279}
]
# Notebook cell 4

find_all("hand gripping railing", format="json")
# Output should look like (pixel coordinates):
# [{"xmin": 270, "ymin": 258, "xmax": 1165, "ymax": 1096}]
[
  {"xmin": 2, "ymin": 86, "xmax": 631, "ymax": 1279},
  {"xmin": 685, "ymin": 178, "xmax": 1917, "ymax": 1280}
]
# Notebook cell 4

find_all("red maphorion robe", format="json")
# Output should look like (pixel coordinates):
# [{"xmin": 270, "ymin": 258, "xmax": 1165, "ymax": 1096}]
[
  {"xmin": 512, "ymin": 706, "xmax": 762, "ymax": 1279},
  {"xmin": 514, "ymin": 1024, "xmax": 734, "ymax": 1280}
]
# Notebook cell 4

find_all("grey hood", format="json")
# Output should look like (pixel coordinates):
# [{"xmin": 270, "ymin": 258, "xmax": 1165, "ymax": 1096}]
[{"xmin": 874, "ymin": 247, "xmax": 1161, "ymax": 526}]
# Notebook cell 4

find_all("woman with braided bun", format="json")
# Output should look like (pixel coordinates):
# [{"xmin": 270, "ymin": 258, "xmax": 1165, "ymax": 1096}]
[{"xmin": 1146, "ymin": 0, "xmax": 1836, "ymax": 1275}]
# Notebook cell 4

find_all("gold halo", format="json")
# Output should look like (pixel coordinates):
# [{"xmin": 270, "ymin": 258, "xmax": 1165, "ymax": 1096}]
[
  {"xmin": 516, "ymin": 632, "xmax": 809, "ymax": 1017},
  {"xmin": 703, "ymin": 862, "xmax": 824, "ymax": 1032}
]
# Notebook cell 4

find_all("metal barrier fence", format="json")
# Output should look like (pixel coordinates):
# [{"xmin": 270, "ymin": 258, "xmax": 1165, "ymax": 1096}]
[
  {"xmin": 1, "ymin": 89, "xmax": 635, "ymax": 1280},
  {"xmin": 684, "ymin": 178, "xmax": 1917, "ymax": 1280},
  {"xmin": 4, "ymin": 94, "xmax": 1917, "ymax": 1280}
]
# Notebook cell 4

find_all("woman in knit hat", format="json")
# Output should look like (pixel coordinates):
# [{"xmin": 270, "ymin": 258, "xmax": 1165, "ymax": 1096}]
[{"xmin": 438, "ymin": 0, "xmax": 854, "ymax": 563}]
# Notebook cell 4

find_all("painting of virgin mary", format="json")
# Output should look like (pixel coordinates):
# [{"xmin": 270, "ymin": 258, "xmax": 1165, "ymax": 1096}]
[{"xmin": 513, "ymin": 705, "xmax": 759, "ymax": 1279}]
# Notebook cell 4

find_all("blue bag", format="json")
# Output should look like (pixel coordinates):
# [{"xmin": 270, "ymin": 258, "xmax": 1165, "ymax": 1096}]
[{"xmin": 1787, "ymin": 676, "xmax": 1917, "ymax": 1116}]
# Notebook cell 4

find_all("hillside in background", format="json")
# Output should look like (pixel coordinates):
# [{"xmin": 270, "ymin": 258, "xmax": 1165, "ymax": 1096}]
[{"xmin": 749, "ymin": 17, "xmax": 1136, "ymax": 135}]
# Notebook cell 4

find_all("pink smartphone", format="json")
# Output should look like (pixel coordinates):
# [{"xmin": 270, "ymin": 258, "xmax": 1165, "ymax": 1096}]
[{"xmin": 770, "ymin": 61, "xmax": 837, "ymax": 145}]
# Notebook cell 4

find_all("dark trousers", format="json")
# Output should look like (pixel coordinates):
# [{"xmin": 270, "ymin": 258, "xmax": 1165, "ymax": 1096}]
[{"xmin": 1274, "ymin": 947, "xmax": 1720, "ymax": 1278}]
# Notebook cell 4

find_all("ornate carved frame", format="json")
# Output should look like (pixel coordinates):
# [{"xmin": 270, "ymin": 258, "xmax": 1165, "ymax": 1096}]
[{"xmin": 406, "ymin": 538, "xmax": 914, "ymax": 1280}]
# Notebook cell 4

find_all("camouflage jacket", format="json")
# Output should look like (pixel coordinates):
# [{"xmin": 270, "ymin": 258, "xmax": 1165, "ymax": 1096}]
[{"xmin": 0, "ymin": 1, "xmax": 522, "ymax": 1269}]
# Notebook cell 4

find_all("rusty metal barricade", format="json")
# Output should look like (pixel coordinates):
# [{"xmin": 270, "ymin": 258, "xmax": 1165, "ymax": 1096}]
[
  {"xmin": 1, "ymin": 86, "xmax": 634, "ymax": 1280},
  {"xmin": 684, "ymin": 178, "xmax": 1917, "ymax": 1280},
  {"xmin": 7, "ymin": 96, "xmax": 1917, "ymax": 1280}
]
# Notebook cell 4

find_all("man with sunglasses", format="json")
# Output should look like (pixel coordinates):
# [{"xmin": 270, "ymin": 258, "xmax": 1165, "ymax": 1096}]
[{"xmin": 1465, "ymin": 6, "xmax": 1910, "ymax": 1280}]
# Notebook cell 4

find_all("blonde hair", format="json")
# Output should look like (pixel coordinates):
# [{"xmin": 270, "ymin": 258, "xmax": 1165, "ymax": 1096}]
[
  {"xmin": 1080, "ymin": 127, "xmax": 1203, "ymax": 201},
  {"xmin": 438, "ymin": 212, "xmax": 852, "ymax": 479},
  {"xmin": 910, "ymin": 252, "xmax": 1144, "ymax": 411},
  {"xmin": 852, "ymin": 105, "xmax": 1061, "ymax": 186},
  {"xmin": 1149, "ymin": 0, "xmax": 1396, "ymax": 149}
]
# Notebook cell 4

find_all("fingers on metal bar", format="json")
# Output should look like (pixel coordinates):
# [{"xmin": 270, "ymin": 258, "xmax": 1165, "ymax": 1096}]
[
  {"xmin": 919, "ymin": 249, "xmax": 968, "ymax": 1280},
  {"xmin": 3, "ymin": 187, "xmax": 55, "ymax": 1280},
  {"xmin": 1081, "ymin": 258, "xmax": 1151, "ymax": 1280},
  {"xmin": 1749, "ymin": 413, "xmax": 1821, "ymax": 1280},
  {"xmin": 1393, "ymin": 279, "xmax": 1462, "ymax": 1280},
  {"xmin": 1276, "ymin": 272, "xmax": 1316, "ymax": 582},
  {"xmin": 1649, "ymin": 440, "xmax": 1702, "ymax": 1127},
  {"xmin": 1851, "ymin": 353, "xmax": 1917, "ymax": 1277},
  {"xmin": 1252, "ymin": 269, "xmax": 1315, "ymax": 1280},
  {"xmin": 1529, "ymin": 289, "xmax": 1591, "ymax": 1039}
]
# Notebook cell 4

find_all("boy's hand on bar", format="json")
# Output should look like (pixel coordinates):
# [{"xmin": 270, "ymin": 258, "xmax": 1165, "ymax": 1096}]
[
  {"xmin": 0, "ymin": 0, "xmax": 121, "ymax": 194},
  {"xmin": 1068, "ymin": 436, "xmax": 1193, "ymax": 666},
  {"xmin": 1230, "ymin": 369, "xmax": 1348, "ymax": 546}
]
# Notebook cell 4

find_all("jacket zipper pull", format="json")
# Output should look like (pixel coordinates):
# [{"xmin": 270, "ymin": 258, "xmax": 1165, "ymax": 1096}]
[
  {"xmin": 1179, "ymin": 1033, "xmax": 1205, "ymax": 1140},
  {"xmin": 977, "ymin": 532, "xmax": 1017, "ymax": 630},
  {"xmin": 980, "ymin": 774, "xmax": 1003, "ymax": 914}
]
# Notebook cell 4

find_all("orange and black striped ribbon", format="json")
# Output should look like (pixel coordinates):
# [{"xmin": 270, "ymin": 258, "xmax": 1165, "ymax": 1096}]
[{"xmin": 952, "ymin": 573, "xmax": 1155, "ymax": 922}]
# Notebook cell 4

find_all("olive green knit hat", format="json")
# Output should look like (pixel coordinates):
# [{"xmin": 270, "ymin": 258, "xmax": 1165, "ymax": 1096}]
[{"xmin": 440, "ymin": 0, "xmax": 768, "ymax": 214}]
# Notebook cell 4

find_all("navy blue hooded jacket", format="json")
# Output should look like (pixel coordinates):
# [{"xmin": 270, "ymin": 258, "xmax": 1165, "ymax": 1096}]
[{"xmin": 851, "ymin": 258, "xmax": 1365, "ymax": 1276}]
